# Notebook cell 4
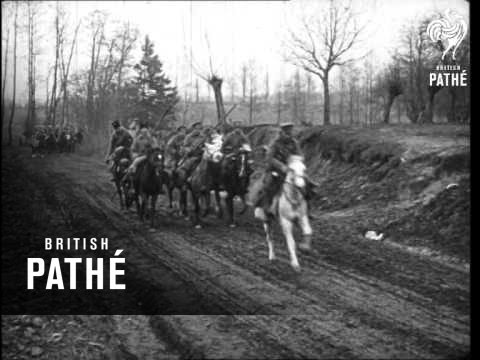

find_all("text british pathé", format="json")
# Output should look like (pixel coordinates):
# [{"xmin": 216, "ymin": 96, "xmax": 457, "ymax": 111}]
[{"xmin": 27, "ymin": 237, "xmax": 126, "ymax": 290}]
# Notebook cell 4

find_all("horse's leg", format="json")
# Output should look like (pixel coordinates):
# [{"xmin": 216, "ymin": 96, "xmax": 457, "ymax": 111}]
[
  {"xmin": 298, "ymin": 213, "xmax": 313, "ymax": 251},
  {"xmin": 139, "ymin": 193, "xmax": 147, "ymax": 221},
  {"xmin": 168, "ymin": 182, "xmax": 174, "ymax": 209},
  {"xmin": 150, "ymin": 194, "xmax": 157, "ymax": 228},
  {"xmin": 215, "ymin": 190, "xmax": 223, "ymax": 219},
  {"xmin": 192, "ymin": 192, "xmax": 202, "ymax": 228},
  {"xmin": 226, "ymin": 194, "xmax": 235, "ymax": 227},
  {"xmin": 263, "ymin": 221, "xmax": 275, "ymax": 261},
  {"xmin": 239, "ymin": 194, "xmax": 248, "ymax": 215},
  {"xmin": 202, "ymin": 191, "xmax": 211, "ymax": 217},
  {"xmin": 180, "ymin": 186, "xmax": 188, "ymax": 219},
  {"xmin": 134, "ymin": 192, "xmax": 140, "ymax": 214},
  {"xmin": 279, "ymin": 216, "xmax": 300, "ymax": 271},
  {"xmin": 115, "ymin": 181, "xmax": 124, "ymax": 209}
]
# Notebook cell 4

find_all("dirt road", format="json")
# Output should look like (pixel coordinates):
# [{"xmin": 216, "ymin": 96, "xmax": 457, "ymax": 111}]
[{"xmin": 3, "ymin": 148, "xmax": 470, "ymax": 359}]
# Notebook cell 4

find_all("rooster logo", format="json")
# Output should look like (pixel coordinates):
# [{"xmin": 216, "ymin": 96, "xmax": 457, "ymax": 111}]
[{"xmin": 427, "ymin": 9, "xmax": 467, "ymax": 61}]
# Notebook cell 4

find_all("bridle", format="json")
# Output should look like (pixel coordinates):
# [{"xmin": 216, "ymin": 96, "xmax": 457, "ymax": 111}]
[{"xmin": 282, "ymin": 168, "xmax": 307, "ymax": 206}]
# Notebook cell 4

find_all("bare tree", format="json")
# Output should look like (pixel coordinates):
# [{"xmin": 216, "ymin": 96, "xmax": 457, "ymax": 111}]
[
  {"xmin": 379, "ymin": 54, "xmax": 403, "ymax": 124},
  {"xmin": 241, "ymin": 64, "xmax": 247, "ymax": 103},
  {"xmin": 7, "ymin": 1, "xmax": 18, "ymax": 146},
  {"xmin": 47, "ymin": 2, "xmax": 64, "ymax": 127},
  {"xmin": 247, "ymin": 60, "xmax": 257, "ymax": 125},
  {"xmin": 285, "ymin": 0, "xmax": 367, "ymax": 125},
  {"xmin": 190, "ymin": 33, "xmax": 228, "ymax": 126},
  {"xmin": 276, "ymin": 82, "xmax": 283, "ymax": 124},
  {"xmin": 2, "ymin": 15, "xmax": 9, "ymax": 124},
  {"xmin": 338, "ymin": 72, "xmax": 345, "ymax": 124},
  {"xmin": 264, "ymin": 71, "xmax": 269, "ymax": 101},
  {"xmin": 86, "ymin": 10, "xmax": 107, "ymax": 132},
  {"xmin": 25, "ymin": 1, "xmax": 37, "ymax": 139},
  {"xmin": 195, "ymin": 78, "xmax": 200, "ymax": 103},
  {"xmin": 59, "ymin": 18, "xmax": 81, "ymax": 128}
]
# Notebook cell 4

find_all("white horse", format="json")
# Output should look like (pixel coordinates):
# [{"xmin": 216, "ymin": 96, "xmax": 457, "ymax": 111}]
[{"xmin": 255, "ymin": 155, "xmax": 313, "ymax": 271}]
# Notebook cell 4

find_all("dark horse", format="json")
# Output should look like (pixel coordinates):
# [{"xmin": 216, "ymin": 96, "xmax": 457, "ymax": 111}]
[
  {"xmin": 188, "ymin": 129, "xmax": 253, "ymax": 228},
  {"xmin": 110, "ymin": 146, "xmax": 132, "ymax": 210},
  {"xmin": 165, "ymin": 133, "xmax": 204, "ymax": 219},
  {"xmin": 188, "ymin": 149, "xmax": 221, "ymax": 228},
  {"xmin": 217, "ymin": 143, "xmax": 253, "ymax": 227},
  {"xmin": 163, "ymin": 142, "xmax": 189, "ymax": 218},
  {"xmin": 132, "ymin": 147, "xmax": 165, "ymax": 227},
  {"xmin": 214, "ymin": 129, "xmax": 253, "ymax": 227}
]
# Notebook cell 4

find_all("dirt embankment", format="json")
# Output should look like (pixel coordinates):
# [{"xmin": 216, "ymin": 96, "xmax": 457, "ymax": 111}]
[
  {"xmin": 247, "ymin": 124, "xmax": 470, "ymax": 261},
  {"xmin": 1, "ymin": 123, "xmax": 470, "ymax": 359}
]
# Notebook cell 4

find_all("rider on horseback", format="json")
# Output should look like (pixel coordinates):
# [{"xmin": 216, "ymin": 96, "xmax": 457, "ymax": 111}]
[
  {"xmin": 249, "ymin": 122, "xmax": 316, "ymax": 217},
  {"xmin": 125, "ymin": 125, "xmax": 159, "ymax": 177},
  {"xmin": 164, "ymin": 125, "xmax": 187, "ymax": 175},
  {"xmin": 105, "ymin": 120, "xmax": 134, "ymax": 179}
]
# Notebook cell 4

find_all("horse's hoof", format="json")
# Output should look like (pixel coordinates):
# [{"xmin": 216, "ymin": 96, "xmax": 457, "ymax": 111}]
[
  {"xmin": 228, "ymin": 223, "xmax": 236, "ymax": 228},
  {"xmin": 292, "ymin": 264, "xmax": 301, "ymax": 272},
  {"xmin": 298, "ymin": 243, "xmax": 311, "ymax": 251},
  {"xmin": 148, "ymin": 228, "xmax": 156, "ymax": 233},
  {"xmin": 194, "ymin": 224, "xmax": 202, "ymax": 229}
]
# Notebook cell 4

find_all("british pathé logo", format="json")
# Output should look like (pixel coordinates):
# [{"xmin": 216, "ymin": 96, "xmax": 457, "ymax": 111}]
[
  {"xmin": 427, "ymin": 9, "xmax": 468, "ymax": 87},
  {"xmin": 427, "ymin": 9, "xmax": 467, "ymax": 61}
]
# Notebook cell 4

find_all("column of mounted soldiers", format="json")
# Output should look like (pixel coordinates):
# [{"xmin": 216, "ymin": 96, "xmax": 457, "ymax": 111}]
[{"xmin": 104, "ymin": 117, "xmax": 317, "ymax": 227}]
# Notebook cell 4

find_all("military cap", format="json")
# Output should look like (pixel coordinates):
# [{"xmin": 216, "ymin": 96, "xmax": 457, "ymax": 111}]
[
  {"xmin": 279, "ymin": 121, "xmax": 294, "ymax": 129},
  {"xmin": 112, "ymin": 120, "xmax": 120, "ymax": 128},
  {"xmin": 190, "ymin": 121, "xmax": 203, "ymax": 129}
]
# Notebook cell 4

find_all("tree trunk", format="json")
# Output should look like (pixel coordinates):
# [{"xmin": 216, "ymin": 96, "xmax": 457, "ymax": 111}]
[
  {"xmin": 208, "ymin": 76, "xmax": 226, "ymax": 126},
  {"xmin": 25, "ymin": 3, "xmax": 36, "ymax": 139},
  {"xmin": 8, "ymin": 3, "xmax": 18, "ymax": 146},
  {"xmin": 49, "ymin": 5, "xmax": 60, "ymax": 127},
  {"xmin": 277, "ymin": 90, "xmax": 281, "ymax": 124},
  {"xmin": 383, "ymin": 94, "xmax": 397, "ymax": 124},
  {"xmin": 322, "ymin": 72, "xmax": 330, "ymax": 125},
  {"xmin": 2, "ymin": 26, "xmax": 9, "ymax": 125},
  {"xmin": 249, "ymin": 87, "xmax": 254, "ymax": 125},
  {"xmin": 241, "ymin": 66, "xmax": 247, "ymax": 103},
  {"xmin": 447, "ymin": 88, "xmax": 457, "ymax": 123},
  {"xmin": 419, "ymin": 87, "xmax": 441, "ymax": 124}
]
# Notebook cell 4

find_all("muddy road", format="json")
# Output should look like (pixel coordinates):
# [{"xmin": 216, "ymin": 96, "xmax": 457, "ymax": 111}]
[{"xmin": 3, "ymin": 148, "xmax": 470, "ymax": 359}]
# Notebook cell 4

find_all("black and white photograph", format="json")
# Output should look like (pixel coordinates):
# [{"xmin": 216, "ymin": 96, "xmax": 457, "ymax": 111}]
[{"xmin": 1, "ymin": 0, "xmax": 470, "ymax": 358}]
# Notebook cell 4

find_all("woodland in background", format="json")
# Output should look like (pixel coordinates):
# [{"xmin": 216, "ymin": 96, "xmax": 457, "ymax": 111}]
[{"xmin": 1, "ymin": 1, "xmax": 470, "ymax": 153}]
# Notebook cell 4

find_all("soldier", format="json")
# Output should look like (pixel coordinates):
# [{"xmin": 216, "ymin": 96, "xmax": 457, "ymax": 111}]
[
  {"xmin": 249, "ymin": 122, "xmax": 315, "ymax": 215},
  {"xmin": 126, "ymin": 126, "xmax": 159, "ymax": 176},
  {"xmin": 176, "ymin": 122, "xmax": 208, "ymax": 178},
  {"xmin": 105, "ymin": 121, "xmax": 133, "ymax": 162},
  {"xmin": 105, "ymin": 121, "xmax": 134, "ymax": 179},
  {"xmin": 164, "ymin": 125, "xmax": 187, "ymax": 175}
]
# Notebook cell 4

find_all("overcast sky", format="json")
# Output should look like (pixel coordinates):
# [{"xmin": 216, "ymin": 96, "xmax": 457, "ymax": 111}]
[{"xmin": 1, "ymin": 0, "xmax": 469, "ymax": 104}]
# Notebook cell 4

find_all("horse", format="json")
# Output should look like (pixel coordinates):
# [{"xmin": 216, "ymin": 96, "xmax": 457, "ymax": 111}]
[
  {"xmin": 256, "ymin": 155, "xmax": 313, "ymax": 271},
  {"xmin": 74, "ymin": 131, "xmax": 84, "ymax": 146},
  {"xmin": 166, "ymin": 133, "xmax": 205, "ymax": 219},
  {"xmin": 163, "ymin": 136, "xmax": 189, "ymax": 217},
  {"xmin": 188, "ymin": 135, "xmax": 224, "ymax": 228},
  {"xmin": 215, "ymin": 129, "xmax": 254, "ymax": 226},
  {"xmin": 110, "ymin": 146, "xmax": 132, "ymax": 210},
  {"xmin": 132, "ymin": 147, "xmax": 165, "ymax": 227},
  {"xmin": 45, "ymin": 133, "xmax": 57, "ymax": 153}
]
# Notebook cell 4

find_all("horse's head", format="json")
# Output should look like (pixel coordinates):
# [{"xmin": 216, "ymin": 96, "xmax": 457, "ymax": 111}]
[
  {"xmin": 146, "ymin": 147, "xmax": 164, "ymax": 177},
  {"xmin": 204, "ymin": 133, "xmax": 224, "ymax": 164},
  {"xmin": 286, "ymin": 155, "xmax": 307, "ymax": 189}
]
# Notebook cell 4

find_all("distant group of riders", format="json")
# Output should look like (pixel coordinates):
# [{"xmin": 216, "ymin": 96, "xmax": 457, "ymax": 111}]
[
  {"xmin": 31, "ymin": 125, "xmax": 84, "ymax": 157},
  {"xmin": 105, "ymin": 117, "xmax": 318, "ymax": 270}
]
